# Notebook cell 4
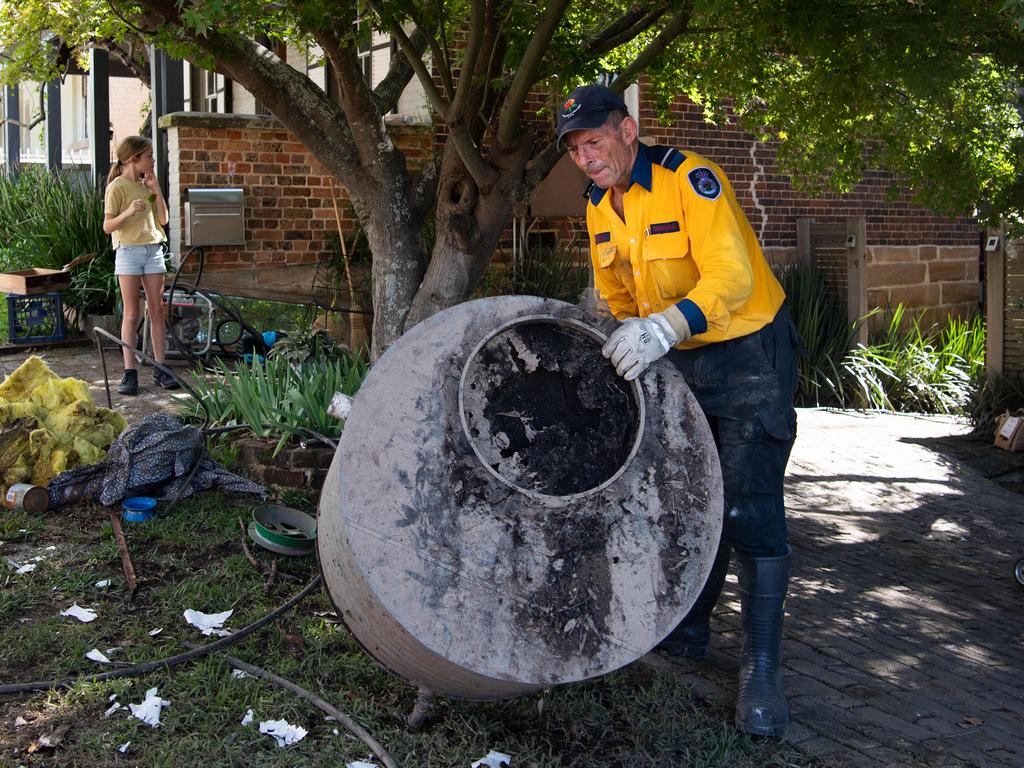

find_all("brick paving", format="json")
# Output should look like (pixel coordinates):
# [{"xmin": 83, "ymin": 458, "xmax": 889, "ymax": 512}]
[
  {"xmin": 0, "ymin": 340, "xmax": 190, "ymax": 423},
  {"xmin": 4, "ymin": 344, "xmax": 1023, "ymax": 767},
  {"xmin": 653, "ymin": 408, "xmax": 1024, "ymax": 768}
]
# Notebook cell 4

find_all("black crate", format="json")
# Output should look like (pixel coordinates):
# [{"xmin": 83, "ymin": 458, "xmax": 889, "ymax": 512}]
[{"xmin": 6, "ymin": 292, "xmax": 66, "ymax": 344}]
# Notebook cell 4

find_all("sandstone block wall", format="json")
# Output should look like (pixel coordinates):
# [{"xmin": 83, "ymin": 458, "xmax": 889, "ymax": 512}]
[{"xmin": 866, "ymin": 245, "xmax": 980, "ymax": 325}]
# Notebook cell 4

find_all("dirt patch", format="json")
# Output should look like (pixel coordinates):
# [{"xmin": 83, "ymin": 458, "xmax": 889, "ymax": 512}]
[{"xmin": 461, "ymin": 320, "xmax": 639, "ymax": 496}]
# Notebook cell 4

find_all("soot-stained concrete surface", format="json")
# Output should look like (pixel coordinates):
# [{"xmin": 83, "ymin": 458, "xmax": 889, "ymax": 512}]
[{"xmin": 318, "ymin": 297, "xmax": 724, "ymax": 699}]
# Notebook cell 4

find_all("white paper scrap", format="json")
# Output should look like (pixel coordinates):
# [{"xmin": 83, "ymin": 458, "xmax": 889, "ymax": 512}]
[
  {"xmin": 231, "ymin": 669, "xmax": 251, "ymax": 679},
  {"xmin": 45, "ymin": 545, "xmax": 56, "ymax": 551},
  {"xmin": 118, "ymin": 741, "xmax": 130, "ymax": 754},
  {"xmin": 128, "ymin": 687, "xmax": 170, "ymax": 727},
  {"xmin": 259, "ymin": 719, "xmax": 308, "ymax": 747},
  {"xmin": 15, "ymin": 563, "xmax": 36, "ymax": 574},
  {"xmin": 95, "ymin": 578, "xmax": 111, "ymax": 588},
  {"xmin": 347, "ymin": 762, "xmax": 377, "ymax": 768},
  {"xmin": 86, "ymin": 649, "xmax": 111, "ymax": 664},
  {"xmin": 104, "ymin": 702, "xmax": 123, "ymax": 718},
  {"xmin": 241, "ymin": 708, "xmax": 254, "ymax": 726},
  {"xmin": 183, "ymin": 608, "xmax": 233, "ymax": 636},
  {"xmin": 148, "ymin": 627, "xmax": 163, "ymax": 636},
  {"xmin": 60, "ymin": 604, "xmax": 97, "ymax": 623},
  {"xmin": 472, "ymin": 751, "xmax": 512, "ymax": 768}
]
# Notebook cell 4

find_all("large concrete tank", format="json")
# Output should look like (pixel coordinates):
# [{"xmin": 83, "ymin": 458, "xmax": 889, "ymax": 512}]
[{"xmin": 317, "ymin": 296, "xmax": 722, "ymax": 700}]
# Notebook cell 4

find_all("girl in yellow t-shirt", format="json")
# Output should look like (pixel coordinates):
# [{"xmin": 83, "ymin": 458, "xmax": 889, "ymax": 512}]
[{"xmin": 103, "ymin": 135, "xmax": 178, "ymax": 395}]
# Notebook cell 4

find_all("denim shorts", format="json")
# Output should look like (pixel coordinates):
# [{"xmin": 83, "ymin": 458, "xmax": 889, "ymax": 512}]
[{"xmin": 114, "ymin": 244, "xmax": 167, "ymax": 276}]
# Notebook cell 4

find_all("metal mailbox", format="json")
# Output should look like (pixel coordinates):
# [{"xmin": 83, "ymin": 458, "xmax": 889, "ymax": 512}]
[{"xmin": 185, "ymin": 188, "xmax": 245, "ymax": 246}]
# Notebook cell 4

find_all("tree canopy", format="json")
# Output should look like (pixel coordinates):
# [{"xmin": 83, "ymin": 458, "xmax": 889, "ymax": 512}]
[{"xmin": 2, "ymin": 1, "xmax": 1022, "ymax": 354}]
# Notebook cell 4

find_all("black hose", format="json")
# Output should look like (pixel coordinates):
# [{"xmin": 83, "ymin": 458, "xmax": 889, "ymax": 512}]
[{"xmin": 0, "ymin": 576, "xmax": 323, "ymax": 696}]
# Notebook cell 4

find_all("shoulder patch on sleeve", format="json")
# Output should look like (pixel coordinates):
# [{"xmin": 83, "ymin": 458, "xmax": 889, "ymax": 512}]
[
  {"xmin": 650, "ymin": 145, "xmax": 686, "ymax": 172},
  {"xmin": 687, "ymin": 167, "xmax": 722, "ymax": 200}
]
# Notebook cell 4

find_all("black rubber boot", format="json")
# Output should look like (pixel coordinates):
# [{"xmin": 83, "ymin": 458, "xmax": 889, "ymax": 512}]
[
  {"xmin": 735, "ymin": 546, "xmax": 791, "ymax": 737},
  {"xmin": 658, "ymin": 543, "xmax": 731, "ymax": 659}
]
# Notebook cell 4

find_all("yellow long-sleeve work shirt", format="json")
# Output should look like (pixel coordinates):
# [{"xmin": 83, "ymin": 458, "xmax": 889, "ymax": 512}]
[{"xmin": 586, "ymin": 143, "xmax": 785, "ymax": 348}]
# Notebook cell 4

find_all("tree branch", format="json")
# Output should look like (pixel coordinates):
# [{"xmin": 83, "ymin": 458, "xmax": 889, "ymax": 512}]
[
  {"xmin": 615, "ymin": 4, "xmax": 695, "ymax": 86},
  {"xmin": 372, "ymin": 25, "xmax": 429, "ymax": 114},
  {"xmin": 313, "ymin": 26, "xmax": 390, "ymax": 171},
  {"xmin": 496, "ymin": 0, "xmax": 571, "ymax": 148},
  {"xmin": 384, "ymin": 15, "xmax": 451, "ymax": 120},
  {"xmin": 585, "ymin": 4, "xmax": 670, "ymax": 57},
  {"xmin": 449, "ymin": 122, "xmax": 499, "ymax": 190},
  {"xmin": 450, "ymin": 0, "xmax": 487, "ymax": 120},
  {"xmin": 383, "ymin": 3, "xmax": 455, "ymax": 100},
  {"xmin": 525, "ymin": 136, "xmax": 564, "ymax": 191}
]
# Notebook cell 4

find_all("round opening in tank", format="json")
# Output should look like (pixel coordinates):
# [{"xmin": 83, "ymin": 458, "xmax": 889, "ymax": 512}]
[{"xmin": 458, "ymin": 316, "xmax": 644, "ymax": 499}]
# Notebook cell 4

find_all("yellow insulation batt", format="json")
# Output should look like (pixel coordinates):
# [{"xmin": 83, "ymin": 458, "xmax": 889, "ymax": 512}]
[{"xmin": 0, "ymin": 356, "xmax": 126, "ymax": 486}]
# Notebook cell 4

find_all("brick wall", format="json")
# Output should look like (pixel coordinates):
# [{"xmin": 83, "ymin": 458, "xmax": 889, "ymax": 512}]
[
  {"xmin": 638, "ymin": 96, "xmax": 978, "ymax": 250},
  {"xmin": 160, "ymin": 112, "xmax": 432, "ymax": 298},
  {"xmin": 161, "ymin": 91, "xmax": 980, "ymax": 321}
]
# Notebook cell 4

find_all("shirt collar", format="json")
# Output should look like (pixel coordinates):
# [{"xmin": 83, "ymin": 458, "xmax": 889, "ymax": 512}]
[{"xmin": 589, "ymin": 142, "xmax": 653, "ymax": 207}]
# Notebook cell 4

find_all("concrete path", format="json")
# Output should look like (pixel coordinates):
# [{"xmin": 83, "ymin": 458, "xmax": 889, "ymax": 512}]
[
  {"xmin": 653, "ymin": 408, "xmax": 1024, "ymax": 768},
  {"xmin": 4, "ymin": 344, "xmax": 1023, "ymax": 767},
  {"xmin": 0, "ymin": 341, "xmax": 190, "ymax": 423}
]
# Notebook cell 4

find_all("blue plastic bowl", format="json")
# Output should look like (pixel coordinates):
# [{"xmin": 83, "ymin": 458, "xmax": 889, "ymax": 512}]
[{"xmin": 122, "ymin": 496, "xmax": 157, "ymax": 522}]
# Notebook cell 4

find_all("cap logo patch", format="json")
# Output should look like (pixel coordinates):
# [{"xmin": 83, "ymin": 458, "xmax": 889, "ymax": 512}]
[
  {"xmin": 562, "ymin": 98, "xmax": 581, "ymax": 118},
  {"xmin": 688, "ymin": 167, "xmax": 721, "ymax": 200}
]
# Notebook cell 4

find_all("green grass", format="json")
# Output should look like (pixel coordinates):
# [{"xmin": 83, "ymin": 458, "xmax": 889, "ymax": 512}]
[{"xmin": 0, "ymin": 493, "xmax": 823, "ymax": 767}]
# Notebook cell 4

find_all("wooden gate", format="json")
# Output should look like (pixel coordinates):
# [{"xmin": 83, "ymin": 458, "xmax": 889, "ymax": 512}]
[
  {"xmin": 796, "ymin": 217, "xmax": 868, "ymax": 345},
  {"xmin": 986, "ymin": 231, "xmax": 1024, "ymax": 376}
]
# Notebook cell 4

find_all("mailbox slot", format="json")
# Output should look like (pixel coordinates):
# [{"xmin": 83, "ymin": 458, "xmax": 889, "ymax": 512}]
[{"xmin": 185, "ymin": 188, "xmax": 245, "ymax": 246}]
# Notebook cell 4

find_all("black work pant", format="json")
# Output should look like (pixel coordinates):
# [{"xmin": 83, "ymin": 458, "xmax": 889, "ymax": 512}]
[{"xmin": 665, "ymin": 305, "xmax": 800, "ymax": 558}]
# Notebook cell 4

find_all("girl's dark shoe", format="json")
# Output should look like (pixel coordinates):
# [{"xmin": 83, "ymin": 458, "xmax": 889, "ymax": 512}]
[
  {"xmin": 154, "ymin": 367, "xmax": 180, "ymax": 390},
  {"xmin": 118, "ymin": 369, "xmax": 139, "ymax": 395}
]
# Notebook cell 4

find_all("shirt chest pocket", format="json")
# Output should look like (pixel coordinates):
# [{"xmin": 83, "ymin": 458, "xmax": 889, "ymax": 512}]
[
  {"xmin": 597, "ymin": 243, "xmax": 638, "ymax": 286},
  {"xmin": 643, "ymin": 227, "xmax": 698, "ymax": 301},
  {"xmin": 597, "ymin": 243, "xmax": 617, "ymax": 269}
]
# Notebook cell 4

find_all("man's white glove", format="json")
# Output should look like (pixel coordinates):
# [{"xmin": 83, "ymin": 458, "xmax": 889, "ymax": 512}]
[{"xmin": 601, "ymin": 308, "xmax": 691, "ymax": 381}]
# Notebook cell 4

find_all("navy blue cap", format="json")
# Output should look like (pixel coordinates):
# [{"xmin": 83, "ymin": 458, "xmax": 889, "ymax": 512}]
[{"xmin": 556, "ymin": 85, "xmax": 628, "ymax": 145}]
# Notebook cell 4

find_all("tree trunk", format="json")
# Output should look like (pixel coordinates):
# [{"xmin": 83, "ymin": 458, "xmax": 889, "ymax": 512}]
[
  {"xmin": 359, "ymin": 187, "xmax": 428, "ymax": 361},
  {"xmin": 405, "ymin": 141, "xmax": 532, "ymax": 328}
]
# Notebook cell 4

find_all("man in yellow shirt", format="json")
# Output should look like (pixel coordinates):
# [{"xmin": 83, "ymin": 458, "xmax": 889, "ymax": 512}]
[{"xmin": 558, "ymin": 84, "xmax": 800, "ymax": 737}]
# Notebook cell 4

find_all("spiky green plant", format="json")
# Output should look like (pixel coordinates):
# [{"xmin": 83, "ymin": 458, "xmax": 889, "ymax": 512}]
[
  {"xmin": 0, "ymin": 166, "xmax": 117, "ymax": 318},
  {"xmin": 842, "ymin": 305, "xmax": 985, "ymax": 414},
  {"xmin": 774, "ymin": 261, "xmax": 858, "ymax": 406},
  {"xmin": 181, "ymin": 352, "xmax": 369, "ymax": 454}
]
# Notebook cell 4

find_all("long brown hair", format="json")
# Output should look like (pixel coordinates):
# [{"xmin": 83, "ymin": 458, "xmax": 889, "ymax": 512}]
[{"xmin": 107, "ymin": 135, "xmax": 152, "ymax": 183}]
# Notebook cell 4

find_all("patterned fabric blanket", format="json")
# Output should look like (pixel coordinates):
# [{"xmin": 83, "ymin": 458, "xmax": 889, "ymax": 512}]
[{"xmin": 48, "ymin": 413, "xmax": 266, "ymax": 508}]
